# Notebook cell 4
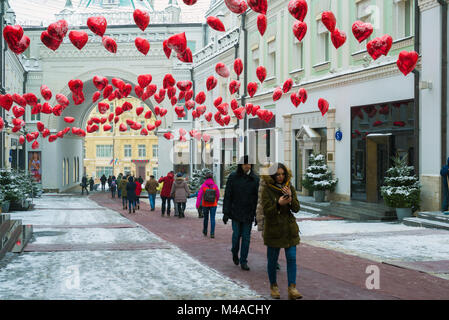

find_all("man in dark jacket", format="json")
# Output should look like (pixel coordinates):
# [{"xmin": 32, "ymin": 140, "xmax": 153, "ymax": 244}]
[
  {"xmin": 81, "ymin": 175, "xmax": 89, "ymax": 195},
  {"xmin": 100, "ymin": 174, "xmax": 107, "ymax": 191},
  {"xmin": 159, "ymin": 171, "xmax": 175, "ymax": 216},
  {"xmin": 440, "ymin": 157, "xmax": 449, "ymax": 212},
  {"xmin": 223, "ymin": 155, "xmax": 259, "ymax": 271}
]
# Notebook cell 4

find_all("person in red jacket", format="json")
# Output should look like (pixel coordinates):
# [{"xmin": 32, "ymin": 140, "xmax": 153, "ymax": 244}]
[
  {"xmin": 158, "ymin": 171, "xmax": 175, "ymax": 216},
  {"xmin": 135, "ymin": 178, "xmax": 142, "ymax": 210}
]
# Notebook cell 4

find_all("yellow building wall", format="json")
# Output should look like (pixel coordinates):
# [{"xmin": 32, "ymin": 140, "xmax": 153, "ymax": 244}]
[{"xmin": 83, "ymin": 96, "xmax": 159, "ymax": 182}]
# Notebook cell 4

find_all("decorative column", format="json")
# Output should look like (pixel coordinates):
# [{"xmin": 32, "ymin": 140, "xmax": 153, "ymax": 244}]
[{"xmin": 283, "ymin": 113, "xmax": 293, "ymax": 175}]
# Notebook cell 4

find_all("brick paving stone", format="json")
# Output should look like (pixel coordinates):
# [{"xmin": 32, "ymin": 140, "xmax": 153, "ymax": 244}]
[{"xmin": 90, "ymin": 192, "xmax": 449, "ymax": 300}]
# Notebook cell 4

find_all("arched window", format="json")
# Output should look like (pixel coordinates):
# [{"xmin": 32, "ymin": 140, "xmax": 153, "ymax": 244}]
[{"xmin": 62, "ymin": 158, "xmax": 66, "ymax": 186}]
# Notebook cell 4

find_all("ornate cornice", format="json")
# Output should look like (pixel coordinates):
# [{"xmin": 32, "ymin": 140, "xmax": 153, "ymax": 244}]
[{"xmin": 418, "ymin": 0, "xmax": 447, "ymax": 11}]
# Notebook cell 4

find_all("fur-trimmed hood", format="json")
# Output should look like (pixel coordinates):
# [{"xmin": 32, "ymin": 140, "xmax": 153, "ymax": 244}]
[{"xmin": 261, "ymin": 168, "xmax": 293, "ymax": 193}]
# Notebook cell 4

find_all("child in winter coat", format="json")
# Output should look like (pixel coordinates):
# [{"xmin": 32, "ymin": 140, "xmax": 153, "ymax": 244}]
[
  {"xmin": 196, "ymin": 173, "xmax": 220, "ymax": 238},
  {"xmin": 171, "ymin": 172, "xmax": 190, "ymax": 218}
]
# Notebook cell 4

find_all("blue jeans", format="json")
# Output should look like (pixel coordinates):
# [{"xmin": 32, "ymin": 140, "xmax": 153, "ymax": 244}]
[
  {"xmin": 128, "ymin": 198, "xmax": 135, "ymax": 211},
  {"xmin": 118, "ymin": 188, "xmax": 122, "ymax": 198},
  {"xmin": 267, "ymin": 246, "xmax": 297, "ymax": 286},
  {"xmin": 161, "ymin": 196, "xmax": 172, "ymax": 214},
  {"xmin": 202, "ymin": 206, "xmax": 217, "ymax": 235},
  {"xmin": 148, "ymin": 194, "xmax": 156, "ymax": 210},
  {"xmin": 231, "ymin": 220, "xmax": 252, "ymax": 265},
  {"xmin": 122, "ymin": 196, "xmax": 127, "ymax": 208}
]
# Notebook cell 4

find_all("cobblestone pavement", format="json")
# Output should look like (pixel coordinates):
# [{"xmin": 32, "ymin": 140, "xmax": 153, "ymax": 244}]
[{"xmin": 91, "ymin": 192, "xmax": 449, "ymax": 300}]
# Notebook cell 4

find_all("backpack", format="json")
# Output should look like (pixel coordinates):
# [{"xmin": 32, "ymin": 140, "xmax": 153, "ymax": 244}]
[{"xmin": 203, "ymin": 187, "xmax": 216, "ymax": 203}]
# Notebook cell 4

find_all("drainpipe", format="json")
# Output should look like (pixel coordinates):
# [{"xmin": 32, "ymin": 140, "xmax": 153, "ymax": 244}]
[
  {"xmin": 412, "ymin": 0, "xmax": 420, "ymax": 175},
  {"xmin": 190, "ymin": 67, "xmax": 195, "ymax": 173},
  {"xmin": 438, "ymin": 0, "xmax": 448, "ymax": 169},
  {"xmin": 0, "ymin": 0, "xmax": 5, "ymax": 168},
  {"xmin": 240, "ymin": 11, "xmax": 248, "ymax": 156}
]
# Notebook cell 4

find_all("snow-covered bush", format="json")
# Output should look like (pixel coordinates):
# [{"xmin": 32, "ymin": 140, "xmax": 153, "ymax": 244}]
[
  {"xmin": 188, "ymin": 168, "xmax": 213, "ymax": 193},
  {"xmin": 0, "ymin": 169, "xmax": 42, "ymax": 204},
  {"xmin": 380, "ymin": 154, "xmax": 421, "ymax": 210},
  {"xmin": 302, "ymin": 154, "xmax": 338, "ymax": 192}
]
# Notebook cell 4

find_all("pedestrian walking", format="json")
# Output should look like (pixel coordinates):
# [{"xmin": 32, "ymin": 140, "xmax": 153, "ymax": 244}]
[
  {"xmin": 171, "ymin": 172, "xmax": 190, "ymax": 219},
  {"xmin": 119, "ymin": 175, "xmax": 128, "ymax": 210},
  {"xmin": 441, "ymin": 157, "xmax": 449, "ymax": 212},
  {"xmin": 196, "ymin": 173, "xmax": 220, "ymax": 238},
  {"xmin": 81, "ymin": 175, "xmax": 89, "ymax": 195},
  {"xmin": 135, "ymin": 178, "xmax": 142, "ymax": 210},
  {"xmin": 100, "ymin": 174, "xmax": 107, "ymax": 191},
  {"xmin": 260, "ymin": 162, "xmax": 302, "ymax": 300},
  {"xmin": 158, "ymin": 171, "xmax": 175, "ymax": 216},
  {"xmin": 126, "ymin": 176, "xmax": 137, "ymax": 214},
  {"xmin": 111, "ymin": 176, "xmax": 117, "ymax": 198},
  {"xmin": 145, "ymin": 175, "xmax": 159, "ymax": 211},
  {"xmin": 89, "ymin": 177, "xmax": 94, "ymax": 191},
  {"xmin": 107, "ymin": 175, "xmax": 112, "ymax": 190},
  {"xmin": 223, "ymin": 155, "xmax": 259, "ymax": 271},
  {"xmin": 117, "ymin": 173, "xmax": 123, "ymax": 198}
]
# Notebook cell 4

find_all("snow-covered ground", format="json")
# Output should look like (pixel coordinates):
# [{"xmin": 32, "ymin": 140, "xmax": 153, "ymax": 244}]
[{"xmin": 0, "ymin": 195, "xmax": 261, "ymax": 300}]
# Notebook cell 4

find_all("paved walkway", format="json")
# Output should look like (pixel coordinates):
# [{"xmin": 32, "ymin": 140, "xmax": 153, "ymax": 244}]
[{"xmin": 91, "ymin": 192, "xmax": 449, "ymax": 300}]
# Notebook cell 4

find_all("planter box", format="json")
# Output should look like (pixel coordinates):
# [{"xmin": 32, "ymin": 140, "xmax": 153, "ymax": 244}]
[
  {"xmin": 1, "ymin": 201, "xmax": 10, "ymax": 213},
  {"xmin": 396, "ymin": 207, "xmax": 413, "ymax": 220},
  {"xmin": 314, "ymin": 190, "xmax": 326, "ymax": 202}
]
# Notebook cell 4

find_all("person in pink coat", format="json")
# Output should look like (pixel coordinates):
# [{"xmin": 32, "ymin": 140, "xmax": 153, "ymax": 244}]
[{"xmin": 196, "ymin": 173, "xmax": 220, "ymax": 238}]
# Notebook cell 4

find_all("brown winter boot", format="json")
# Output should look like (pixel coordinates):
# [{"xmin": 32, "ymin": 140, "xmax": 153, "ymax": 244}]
[
  {"xmin": 270, "ymin": 284, "xmax": 280, "ymax": 299},
  {"xmin": 288, "ymin": 284, "xmax": 303, "ymax": 300}
]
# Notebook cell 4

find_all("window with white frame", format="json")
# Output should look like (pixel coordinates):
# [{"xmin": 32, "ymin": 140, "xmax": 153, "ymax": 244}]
[
  {"xmin": 355, "ymin": 0, "xmax": 374, "ymax": 51},
  {"xmin": 267, "ymin": 38, "xmax": 276, "ymax": 79},
  {"xmin": 293, "ymin": 37, "xmax": 304, "ymax": 70},
  {"xmin": 96, "ymin": 145, "xmax": 113, "ymax": 158},
  {"xmin": 124, "ymin": 144, "xmax": 132, "ymax": 158},
  {"xmin": 252, "ymin": 46, "xmax": 260, "ymax": 82},
  {"xmin": 152, "ymin": 145, "xmax": 158, "ymax": 158},
  {"xmin": 138, "ymin": 144, "xmax": 146, "ymax": 157},
  {"xmin": 152, "ymin": 167, "xmax": 158, "ymax": 179},
  {"xmin": 316, "ymin": 19, "xmax": 330, "ymax": 64},
  {"xmin": 124, "ymin": 167, "xmax": 131, "ymax": 175},
  {"xmin": 31, "ymin": 99, "xmax": 41, "ymax": 121},
  {"xmin": 96, "ymin": 166, "xmax": 113, "ymax": 178},
  {"xmin": 394, "ymin": 0, "xmax": 412, "ymax": 39}
]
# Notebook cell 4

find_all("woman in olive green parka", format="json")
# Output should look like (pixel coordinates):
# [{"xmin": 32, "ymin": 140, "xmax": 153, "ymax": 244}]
[{"xmin": 261, "ymin": 163, "xmax": 302, "ymax": 300}]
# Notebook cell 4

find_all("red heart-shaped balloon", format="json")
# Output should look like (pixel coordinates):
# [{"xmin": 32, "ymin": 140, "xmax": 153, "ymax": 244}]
[
  {"xmin": 185, "ymin": 89, "xmax": 193, "ymax": 101},
  {"xmin": 196, "ymin": 105, "xmax": 206, "ymax": 115},
  {"xmin": 92, "ymin": 91, "xmax": 101, "ymax": 103},
  {"xmin": 288, "ymin": 0, "xmax": 308, "ymax": 21},
  {"xmin": 397, "ymin": 51, "xmax": 419, "ymax": 76},
  {"xmin": 204, "ymin": 112, "xmax": 213, "ymax": 122},
  {"xmin": 115, "ymin": 106, "xmax": 123, "ymax": 116},
  {"xmin": 69, "ymin": 30, "xmax": 89, "ymax": 50},
  {"xmin": 233, "ymin": 58, "xmax": 243, "ymax": 77},
  {"xmin": 167, "ymin": 86, "xmax": 177, "ymax": 99},
  {"xmin": 292, "ymin": 20, "xmax": 307, "ymax": 42},
  {"xmin": 41, "ymin": 102, "xmax": 52, "ymax": 114},
  {"xmin": 48, "ymin": 20, "xmax": 68, "ymax": 41},
  {"xmin": 119, "ymin": 123, "xmax": 127, "ymax": 132},
  {"xmin": 195, "ymin": 91, "xmax": 206, "ymax": 105},
  {"xmin": 233, "ymin": 107, "xmax": 246, "ymax": 120},
  {"xmin": 98, "ymin": 102, "xmax": 109, "ymax": 114},
  {"xmin": 144, "ymin": 84, "xmax": 157, "ymax": 100},
  {"xmin": 42, "ymin": 129, "xmax": 50, "ymax": 138},
  {"xmin": 171, "ymin": 96, "xmax": 178, "ymax": 106},
  {"xmin": 103, "ymin": 124, "xmax": 112, "ymax": 132},
  {"xmin": 321, "ymin": 11, "xmax": 336, "ymax": 32},
  {"xmin": 103, "ymin": 84, "xmax": 113, "ymax": 99},
  {"xmin": 122, "ymin": 101, "xmax": 133, "ymax": 111},
  {"xmin": 52, "ymin": 104, "xmax": 63, "ymax": 116},
  {"xmin": 93, "ymin": 76, "xmax": 108, "ymax": 91},
  {"xmin": 163, "ymin": 74, "xmax": 176, "ymax": 89},
  {"xmin": 40, "ymin": 85, "xmax": 52, "ymax": 101},
  {"xmin": 367, "ymin": 35, "xmax": 393, "ymax": 60},
  {"xmin": 154, "ymin": 94, "xmax": 164, "ymax": 104},
  {"xmin": 154, "ymin": 119, "xmax": 162, "ymax": 127},
  {"xmin": 140, "ymin": 128, "xmax": 148, "ymax": 136},
  {"xmin": 147, "ymin": 124, "xmax": 156, "ymax": 131},
  {"xmin": 256, "ymin": 66, "xmax": 267, "ymax": 83},
  {"xmin": 72, "ymin": 91, "xmax": 85, "ymax": 105},
  {"xmin": 159, "ymin": 108, "xmax": 168, "ymax": 117},
  {"xmin": 37, "ymin": 122, "xmax": 45, "ymax": 132},
  {"xmin": 135, "ymin": 37, "xmax": 150, "ymax": 55},
  {"xmin": 251, "ymin": 105, "xmax": 261, "ymax": 117},
  {"xmin": 164, "ymin": 132, "xmax": 174, "ymax": 140},
  {"xmin": 207, "ymin": 16, "xmax": 226, "ymax": 32},
  {"xmin": 223, "ymin": 115, "xmax": 231, "ymax": 126},
  {"xmin": 31, "ymin": 141, "xmax": 39, "ymax": 150},
  {"xmin": 283, "ymin": 78, "xmax": 293, "ymax": 94},
  {"xmin": 224, "ymin": 0, "xmax": 247, "ymax": 14},
  {"xmin": 144, "ymin": 110, "xmax": 153, "ymax": 119},
  {"xmin": 41, "ymin": 31, "xmax": 62, "ymax": 51},
  {"xmin": 18, "ymin": 135, "xmax": 25, "ymax": 144},
  {"xmin": 299, "ymin": 88, "xmax": 308, "ymax": 103},
  {"xmin": 138, "ymin": 74, "xmax": 152, "ymax": 89},
  {"xmin": 352, "ymin": 21, "xmax": 373, "ymax": 43},
  {"xmin": 8, "ymin": 34, "xmax": 30, "ymax": 55},
  {"xmin": 216, "ymin": 62, "xmax": 230, "ymax": 78},
  {"xmin": 167, "ymin": 32, "xmax": 187, "ymax": 54},
  {"xmin": 87, "ymin": 16, "xmax": 107, "ymax": 37},
  {"xmin": 247, "ymin": 82, "xmax": 258, "ymax": 98},
  {"xmin": 177, "ymin": 47, "xmax": 193, "ymax": 63},
  {"xmin": 245, "ymin": 103, "xmax": 253, "ymax": 115},
  {"xmin": 206, "ymin": 76, "xmax": 218, "ymax": 91},
  {"xmin": 69, "ymin": 79, "xmax": 84, "ymax": 94},
  {"xmin": 290, "ymin": 92, "xmax": 301, "ymax": 107},
  {"xmin": 133, "ymin": 9, "xmax": 150, "ymax": 31},
  {"xmin": 3, "ymin": 25, "xmax": 23, "ymax": 45},
  {"xmin": 102, "ymin": 36, "xmax": 117, "ymax": 53},
  {"xmin": 177, "ymin": 80, "xmax": 193, "ymax": 92},
  {"xmin": 185, "ymin": 100, "xmax": 196, "ymax": 111},
  {"xmin": 162, "ymin": 40, "xmax": 172, "ymax": 59},
  {"xmin": 331, "ymin": 28, "xmax": 346, "ymax": 49},
  {"xmin": 248, "ymin": 0, "xmax": 267, "ymax": 14},
  {"xmin": 64, "ymin": 117, "xmax": 75, "ymax": 123},
  {"xmin": 257, "ymin": 14, "xmax": 267, "ymax": 36},
  {"xmin": 12, "ymin": 94, "xmax": 26, "ymax": 107},
  {"xmin": 13, "ymin": 106, "xmax": 25, "ymax": 118},
  {"xmin": 121, "ymin": 83, "xmax": 132, "ymax": 97},
  {"xmin": 229, "ymin": 80, "xmax": 241, "ymax": 95},
  {"xmin": 318, "ymin": 98, "xmax": 329, "ymax": 116},
  {"xmin": 23, "ymin": 92, "xmax": 38, "ymax": 107},
  {"xmin": 108, "ymin": 113, "xmax": 114, "ymax": 122},
  {"xmin": 214, "ymin": 97, "xmax": 223, "ymax": 108},
  {"xmin": 0, "ymin": 94, "xmax": 13, "ymax": 111},
  {"xmin": 217, "ymin": 103, "xmax": 229, "ymax": 116},
  {"xmin": 31, "ymin": 104, "xmax": 41, "ymax": 115},
  {"xmin": 230, "ymin": 99, "xmax": 239, "ymax": 111},
  {"xmin": 154, "ymin": 106, "xmax": 160, "ymax": 116},
  {"xmin": 272, "ymin": 88, "xmax": 283, "ymax": 101},
  {"xmin": 55, "ymin": 93, "xmax": 69, "ymax": 107}
]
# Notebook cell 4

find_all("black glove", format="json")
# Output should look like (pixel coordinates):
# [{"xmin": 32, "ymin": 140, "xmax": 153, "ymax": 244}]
[
  {"xmin": 254, "ymin": 217, "xmax": 258, "ymax": 226},
  {"xmin": 223, "ymin": 215, "xmax": 229, "ymax": 225}
]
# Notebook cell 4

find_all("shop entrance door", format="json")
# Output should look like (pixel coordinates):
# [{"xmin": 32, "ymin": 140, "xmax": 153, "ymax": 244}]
[{"xmin": 366, "ymin": 134, "xmax": 392, "ymax": 203}]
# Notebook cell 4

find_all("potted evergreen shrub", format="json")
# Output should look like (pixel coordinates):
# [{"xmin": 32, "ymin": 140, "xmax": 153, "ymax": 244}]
[
  {"xmin": 380, "ymin": 154, "xmax": 421, "ymax": 220},
  {"xmin": 302, "ymin": 154, "xmax": 338, "ymax": 202}
]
